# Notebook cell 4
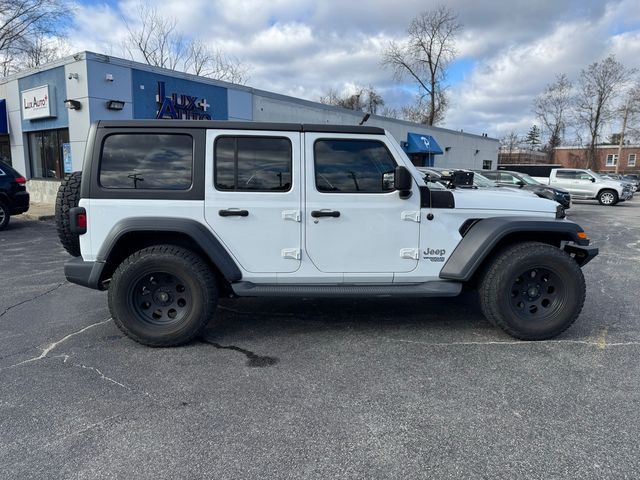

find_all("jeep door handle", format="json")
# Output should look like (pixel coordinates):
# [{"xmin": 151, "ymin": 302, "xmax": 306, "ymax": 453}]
[
  {"xmin": 311, "ymin": 210, "xmax": 340, "ymax": 218},
  {"xmin": 219, "ymin": 209, "xmax": 249, "ymax": 217}
]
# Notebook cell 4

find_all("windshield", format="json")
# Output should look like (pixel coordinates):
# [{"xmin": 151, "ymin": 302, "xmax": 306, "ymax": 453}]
[{"xmin": 519, "ymin": 173, "xmax": 541, "ymax": 185}]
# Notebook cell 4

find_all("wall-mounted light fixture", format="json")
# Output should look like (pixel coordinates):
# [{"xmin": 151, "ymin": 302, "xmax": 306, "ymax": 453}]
[
  {"xmin": 67, "ymin": 72, "xmax": 79, "ymax": 80},
  {"xmin": 64, "ymin": 99, "xmax": 81, "ymax": 110},
  {"xmin": 106, "ymin": 100, "xmax": 125, "ymax": 111},
  {"xmin": 105, "ymin": 73, "xmax": 114, "ymax": 82},
  {"xmin": 445, "ymin": 146, "xmax": 451, "ymax": 152},
  {"xmin": 474, "ymin": 149, "xmax": 480, "ymax": 155}
]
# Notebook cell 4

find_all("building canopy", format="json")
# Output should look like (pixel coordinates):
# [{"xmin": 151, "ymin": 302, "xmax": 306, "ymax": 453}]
[{"xmin": 403, "ymin": 133, "xmax": 443, "ymax": 155}]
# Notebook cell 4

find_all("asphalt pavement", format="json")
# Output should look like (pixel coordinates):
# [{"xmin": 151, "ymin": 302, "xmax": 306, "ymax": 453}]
[{"xmin": 1, "ymin": 200, "xmax": 639, "ymax": 479}]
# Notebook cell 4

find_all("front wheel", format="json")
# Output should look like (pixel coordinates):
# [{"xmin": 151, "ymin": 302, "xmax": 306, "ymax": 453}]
[
  {"xmin": 597, "ymin": 189, "xmax": 618, "ymax": 206},
  {"xmin": 108, "ymin": 245, "xmax": 218, "ymax": 347},
  {"xmin": 479, "ymin": 242, "xmax": 586, "ymax": 340}
]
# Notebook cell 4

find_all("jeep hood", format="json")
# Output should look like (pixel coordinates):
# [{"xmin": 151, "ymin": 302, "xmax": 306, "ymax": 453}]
[{"xmin": 451, "ymin": 187, "xmax": 558, "ymax": 213}]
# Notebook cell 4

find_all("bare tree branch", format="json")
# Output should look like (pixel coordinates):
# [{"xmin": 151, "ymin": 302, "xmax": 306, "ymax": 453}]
[
  {"xmin": 122, "ymin": 3, "xmax": 249, "ymax": 84},
  {"xmin": 383, "ymin": 6, "xmax": 461, "ymax": 125}
]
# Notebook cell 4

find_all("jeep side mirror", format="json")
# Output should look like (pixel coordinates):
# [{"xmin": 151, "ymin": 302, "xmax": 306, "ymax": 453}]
[
  {"xmin": 516, "ymin": 180, "xmax": 525, "ymax": 187},
  {"xmin": 591, "ymin": 177, "xmax": 596, "ymax": 182},
  {"xmin": 395, "ymin": 166, "xmax": 413, "ymax": 199}
]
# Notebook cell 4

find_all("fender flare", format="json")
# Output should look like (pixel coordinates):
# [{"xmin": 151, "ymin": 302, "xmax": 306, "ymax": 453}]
[
  {"xmin": 439, "ymin": 217, "xmax": 591, "ymax": 282},
  {"xmin": 97, "ymin": 217, "xmax": 242, "ymax": 282}
]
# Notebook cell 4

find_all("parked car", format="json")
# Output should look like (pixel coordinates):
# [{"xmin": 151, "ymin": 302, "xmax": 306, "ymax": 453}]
[
  {"xmin": 534, "ymin": 168, "xmax": 632, "ymax": 206},
  {"xmin": 57, "ymin": 120, "xmax": 596, "ymax": 346},
  {"xmin": 622, "ymin": 174, "xmax": 640, "ymax": 189},
  {"xmin": 600, "ymin": 173, "xmax": 637, "ymax": 192},
  {"xmin": 481, "ymin": 170, "xmax": 571, "ymax": 208},
  {"xmin": 0, "ymin": 159, "xmax": 29, "ymax": 230}
]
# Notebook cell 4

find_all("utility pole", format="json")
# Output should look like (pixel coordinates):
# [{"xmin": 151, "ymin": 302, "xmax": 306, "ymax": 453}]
[{"xmin": 616, "ymin": 100, "xmax": 629, "ymax": 174}]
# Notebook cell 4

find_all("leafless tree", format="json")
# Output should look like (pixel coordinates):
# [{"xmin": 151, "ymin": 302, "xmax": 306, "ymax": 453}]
[
  {"xmin": 0, "ymin": 0, "xmax": 71, "ymax": 76},
  {"xmin": 500, "ymin": 131, "xmax": 521, "ymax": 156},
  {"xmin": 122, "ymin": 4, "xmax": 248, "ymax": 84},
  {"xmin": 533, "ymin": 74, "xmax": 573, "ymax": 161},
  {"xmin": 21, "ymin": 33, "xmax": 70, "ymax": 69},
  {"xmin": 575, "ymin": 55, "xmax": 632, "ymax": 169},
  {"xmin": 184, "ymin": 39, "xmax": 248, "ymax": 84},
  {"xmin": 123, "ymin": 3, "xmax": 186, "ymax": 71},
  {"xmin": 320, "ymin": 86, "xmax": 385, "ymax": 114},
  {"xmin": 613, "ymin": 81, "xmax": 640, "ymax": 172},
  {"xmin": 382, "ymin": 6, "xmax": 461, "ymax": 126}
]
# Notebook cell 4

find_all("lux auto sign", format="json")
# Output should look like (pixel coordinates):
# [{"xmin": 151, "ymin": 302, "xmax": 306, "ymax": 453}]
[
  {"xmin": 21, "ymin": 85, "xmax": 56, "ymax": 120},
  {"xmin": 155, "ymin": 81, "xmax": 211, "ymax": 120}
]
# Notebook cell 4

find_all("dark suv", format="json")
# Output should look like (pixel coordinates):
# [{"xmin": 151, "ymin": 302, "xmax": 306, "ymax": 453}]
[
  {"xmin": 0, "ymin": 159, "xmax": 29, "ymax": 230},
  {"xmin": 481, "ymin": 170, "xmax": 571, "ymax": 208}
]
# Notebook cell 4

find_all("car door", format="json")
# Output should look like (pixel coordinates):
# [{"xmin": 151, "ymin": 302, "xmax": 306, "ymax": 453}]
[
  {"xmin": 204, "ymin": 130, "xmax": 302, "ymax": 274},
  {"xmin": 304, "ymin": 133, "xmax": 420, "ymax": 276}
]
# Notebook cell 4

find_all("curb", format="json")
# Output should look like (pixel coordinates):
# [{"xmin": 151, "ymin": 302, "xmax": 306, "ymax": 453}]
[{"xmin": 22, "ymin": 212, "xmax": 55, "ymax": 221}]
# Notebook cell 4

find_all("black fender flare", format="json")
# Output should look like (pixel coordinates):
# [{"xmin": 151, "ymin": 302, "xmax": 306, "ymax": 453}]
[
  {"xmin": 439, "ymin": 217, "xmax": 593, "ymax": 282},
  {"xmin": 97, "ymin": 217, "xmax": 242, "ymax": 282}
]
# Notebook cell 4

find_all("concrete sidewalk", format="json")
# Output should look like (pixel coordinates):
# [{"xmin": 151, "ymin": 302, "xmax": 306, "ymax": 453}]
[{"xmin": 22, "ymin": 202, "xmax": 55, "ymax": 221}]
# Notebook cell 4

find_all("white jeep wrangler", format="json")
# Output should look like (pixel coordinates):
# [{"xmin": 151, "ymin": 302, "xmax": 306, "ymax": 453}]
[{"xmin": 56, "ymin": 120, "xmax": 598, "ymax": 346}]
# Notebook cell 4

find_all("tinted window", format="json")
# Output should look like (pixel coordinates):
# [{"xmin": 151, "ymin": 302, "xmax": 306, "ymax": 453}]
[
  {"xmin": 100, "ymin": 134, "xmax": 193, "ymax": 189},
  {"xmin": 499, "ymin": 173, "xmax": 519, "ymax": 184},
  {"xmin": 555, "ymin": 170, "xmax": 576, "ymax": 179},
  {"xmin": 215, "ymin": 137, "xmax": 292, "ymax": 191},
  {"xmin": 314, "ymin": 139, "xmax": 396, "ymax": 193},
  {"xmin": 481, "ymin": 171, "xmax": 497, "ymax": 180}
]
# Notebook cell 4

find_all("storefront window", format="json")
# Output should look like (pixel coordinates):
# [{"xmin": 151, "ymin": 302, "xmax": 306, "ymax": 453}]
[
  {"xmin": 28, "ymin": 129, "xmax": 69, "ymax": 179},
  {"xmin": 0, "ymin": 135, "xmax": 11, "ymax": 166}
]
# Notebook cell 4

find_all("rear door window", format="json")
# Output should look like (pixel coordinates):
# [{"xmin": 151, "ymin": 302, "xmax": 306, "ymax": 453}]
[{"xmin": 215, "ymin": 137, "xmax": 292, "ymax": 192}]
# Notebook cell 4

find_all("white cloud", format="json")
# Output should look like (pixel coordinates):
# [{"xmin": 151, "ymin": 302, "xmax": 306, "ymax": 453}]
[{"xmin": 65, "ymin": 0, "xmax": 640, "ymax": 138}]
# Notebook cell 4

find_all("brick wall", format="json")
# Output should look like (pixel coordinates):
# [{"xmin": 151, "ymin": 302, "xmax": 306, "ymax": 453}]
[{"xmin": 553, "ymin": 146, "xmax": 640, "ymax": 173}]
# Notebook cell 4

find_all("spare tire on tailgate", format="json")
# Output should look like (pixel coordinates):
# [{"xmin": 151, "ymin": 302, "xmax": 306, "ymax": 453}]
[{"xmin": 55, "ymin": 171, "xmax": 82, "ymax": 257}]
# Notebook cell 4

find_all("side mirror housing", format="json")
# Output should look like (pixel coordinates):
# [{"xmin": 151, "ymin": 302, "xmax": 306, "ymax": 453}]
[
  {"xmin": 591, "ymin": 177, "xmax": 596, "ymax": 183},
  {"xmin": 395, "ymin": 166, "xmax": 413, "ymax": 199}
]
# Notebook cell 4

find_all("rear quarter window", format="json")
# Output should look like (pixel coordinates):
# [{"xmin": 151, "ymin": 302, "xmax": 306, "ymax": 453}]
[{"xmin": 99, "ymin": 134, "xmax": 193, "ymax": 190}]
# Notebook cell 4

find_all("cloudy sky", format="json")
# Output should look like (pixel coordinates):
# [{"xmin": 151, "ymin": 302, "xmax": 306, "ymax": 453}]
[{"xmin": 66, "ymin": 0, "xmax": 640, "ymax": 139}]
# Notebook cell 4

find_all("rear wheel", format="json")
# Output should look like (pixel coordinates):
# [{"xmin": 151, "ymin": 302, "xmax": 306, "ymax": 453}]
[
  {"xmin": 0, "ymin": 201, "xmax": 10, "ymax": 230},
  {"xmin": 597, "ymin": 189, "xmax": 618, "ymax": 206},
  {"xmin": 108, "ymin": 245, "xmax": 218, "ymax": 347},
  {"xmin": 479, "ymin": 241, "xmax": 585, "ymax": 340}
]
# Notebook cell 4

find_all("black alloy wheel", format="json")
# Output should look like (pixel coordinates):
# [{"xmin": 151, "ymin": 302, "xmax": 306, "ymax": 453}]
[
  {"xmin": 479, "ymin": 241, "xmax": 585, "ymax": 340},
  {"xmin": 109, "ymin": 245, "xmax": 218, "ymax": 347}
]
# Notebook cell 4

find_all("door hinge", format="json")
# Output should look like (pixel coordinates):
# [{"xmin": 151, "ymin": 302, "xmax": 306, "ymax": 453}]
[
  {"xmin": 282, "ymin": 210, "xmax": 301, "ymax": 222},
  {"xmin": 401, "ymin": 211, "xmax": 421, "ymax": 222},
  {"xmin": 400, "ymin": 248, "xmax": 419, "ymax": 260},
  {"xmin": 281, "ymin": 248, "xmax": 301, "ymax": 260}
]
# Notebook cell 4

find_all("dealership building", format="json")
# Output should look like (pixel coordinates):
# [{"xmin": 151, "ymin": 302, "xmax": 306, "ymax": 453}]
[{"xmin": 0, "ymin": 51, "xmax": 499, "ymax": 203}]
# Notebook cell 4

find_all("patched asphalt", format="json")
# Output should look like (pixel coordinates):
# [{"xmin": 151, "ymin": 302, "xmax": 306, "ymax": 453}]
[{"xmin": 1, "ymin": 200, "xmax": 639, "ymax": 479}]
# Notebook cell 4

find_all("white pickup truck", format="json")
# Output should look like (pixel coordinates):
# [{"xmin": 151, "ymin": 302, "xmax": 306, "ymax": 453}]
[{"xmin": 534, "ymin": 168, "xmax": 633, "ymax": 206}]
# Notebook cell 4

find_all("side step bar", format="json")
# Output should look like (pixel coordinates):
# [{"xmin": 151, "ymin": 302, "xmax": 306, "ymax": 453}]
[{"xmin": 231, "ymin": 281, "xmax": 462, "ymax": 298}]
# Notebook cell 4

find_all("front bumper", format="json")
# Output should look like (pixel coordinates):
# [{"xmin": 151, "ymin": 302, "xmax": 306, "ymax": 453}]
[
  {"xmin": 65, "ymin": 257, "xmax": 106, "ymax": 290},
  {"xmin": 564, "ymin": 243, "xmax": 598, "ymax": 267}
]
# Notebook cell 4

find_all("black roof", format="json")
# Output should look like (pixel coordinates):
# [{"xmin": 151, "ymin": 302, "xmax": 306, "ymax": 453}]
[{"xmin": 96, "ymin": 120, "xmax": 385, "ymax": 135}]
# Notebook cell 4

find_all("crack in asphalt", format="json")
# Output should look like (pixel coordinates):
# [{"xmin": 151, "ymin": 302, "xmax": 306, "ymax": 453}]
[
  {"xmin": 0, "ymin": 282, "xmax": 67, "ymax": 319},
  {"xmin": 2, "ymin": 318, "xmax": 113, "ymax": 370}
]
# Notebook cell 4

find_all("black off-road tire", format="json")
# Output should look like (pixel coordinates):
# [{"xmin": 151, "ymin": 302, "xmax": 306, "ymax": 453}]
[
  {"xmin": 0, "ymin": 201, "xmax": 10, "ymax": 230},
  {"xmin": 479, "ymin": 241, "xmax": 586, "ymax": 340},
  {"xmin": 597, "ymin": 189, "xmax": 618, "ymax": 206},
  {"xmin": 108, "ymin": 245, "xmax": 218, "ymax": 347},
  {"xmin": 55, "ymin": 171, "xmax": 82, "ymax": 256}
]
